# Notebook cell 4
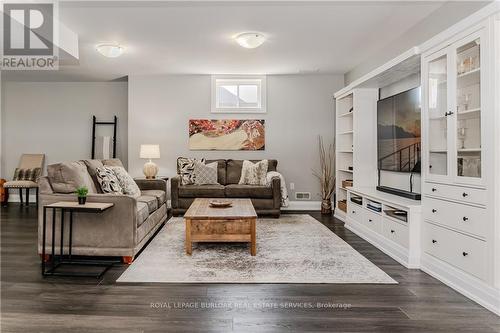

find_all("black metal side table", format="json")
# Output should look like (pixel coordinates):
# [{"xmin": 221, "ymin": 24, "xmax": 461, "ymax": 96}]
[{"xmin": 41, "ymin": 201, "xmax": 117, "ymax": 278}]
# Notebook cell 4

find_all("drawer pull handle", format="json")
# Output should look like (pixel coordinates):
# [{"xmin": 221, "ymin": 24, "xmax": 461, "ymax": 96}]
[
  {"xmin": 462, "ymin": 216, "xmax": 469, "ymax": 222},
  {"xmin": 462, "ymin": 192, "xmax": 469, "ymax": 197},
  {"xmin": 431, "ymin": 188, "xmax": 437, "ymax": 192},
  {"xmin": 432, "ymin": 209, "xmax": 437, "ymax": 213},
  {"xmin": 390, "ymin": 230, "xmax": 395, "ymax": 234},
  {"xmin": 352, "ymin": 211, "xmax": 355, "ymax": 214},
  {"xmin": 369, "ymin": 219, "xmax": 373, "ymax": 222},
  {"xmin": 462, "ymin": 252, "xmax": 469, "ymax": 257},
  {"xmin": 432, "ymin": 239, "xmax": 437, "ymax": 244}
]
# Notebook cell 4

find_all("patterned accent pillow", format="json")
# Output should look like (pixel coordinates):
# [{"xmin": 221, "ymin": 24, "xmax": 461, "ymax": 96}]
[
  {"xmin": 13, "ymin": 168, "xmax": 41, "ymax": 182},
  {"xmin": 239, "ymin": 160, "xmax": 268, "ymax": 186},
  {"xmin": 110, "ymin": 166, "xmax": 141, "ymax": 198},
  {"xmin": 177, "ymin": 157, "xmax": 205, "ymax": 185},
  {"xmin": 95, "ymin": 166, "xmax": 123, "ymax": 194},
  {"xmin": 194, "ymin": 161, "xmax": 218, "ymax": 185}
]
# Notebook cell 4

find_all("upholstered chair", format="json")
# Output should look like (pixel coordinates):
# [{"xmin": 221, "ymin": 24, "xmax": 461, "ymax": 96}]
[{"xmin": 4, "ymin": 154, "xmax": 45, "ymax": 206}]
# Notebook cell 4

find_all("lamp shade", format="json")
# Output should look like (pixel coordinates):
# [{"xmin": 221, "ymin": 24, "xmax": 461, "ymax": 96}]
[{"xmin": 140, "ymin": 144, "xmax": 160, "ymax": 159}]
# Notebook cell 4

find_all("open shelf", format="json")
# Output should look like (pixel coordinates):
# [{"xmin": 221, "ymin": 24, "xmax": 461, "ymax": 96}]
[{"xmin": 338, "ymin": 169, "xmax": 353, "ymax": 173}]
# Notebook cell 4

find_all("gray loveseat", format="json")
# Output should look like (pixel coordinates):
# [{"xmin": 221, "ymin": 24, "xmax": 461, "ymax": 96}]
[
  {"xmin": 171, "ymin": 159, "xmax": 281, "ymax": 217},
  {"xmin": 37, "ymin": 159, "xmax": 168, "ymax": 263}
]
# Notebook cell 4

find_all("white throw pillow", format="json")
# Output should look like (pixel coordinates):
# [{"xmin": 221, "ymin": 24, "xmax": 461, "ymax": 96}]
[
  {"xmin": 239, "ymin": 160, "xmax": 268, "ymax": 186},
  {"xmin": 95, "ymin": 166, "xmax": 123, "ymax": 194},
  {"xmin": 110, "ymin": 166, "xmax": 141, "ymax": 198},
  {"xmin": 194, "ymin": 161, "xmax": 219, "ymax": 185}
]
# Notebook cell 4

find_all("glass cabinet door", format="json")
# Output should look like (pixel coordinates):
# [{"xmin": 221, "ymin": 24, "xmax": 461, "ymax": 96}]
[
  {"xmin": 455, "ymin": 37, "xmax": 482, "ymax": 180},
  {"xmin": 427, "ymin": 53, "xmax": 449, "ymax": 176}
]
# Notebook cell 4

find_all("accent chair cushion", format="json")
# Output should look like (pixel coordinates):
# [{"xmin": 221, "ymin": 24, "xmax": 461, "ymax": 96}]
[
  {"xmin": 193, "ymin": 161, "xmax": 218, "ymax": 185},
  {"xmin": 3, "ymin": 180, "xmax": 38, "ymax": 188},
  {"xmin": 225, "ymin": 184, "xmax": 273, "ymax": 199},
  {"xmin": 239, "ymin": 160, "xmax": 268, "ymax": 186},
  {"xmin": 47, "ymin": 161, "xmax": 98, "ymax": 194},
  {"xmin": 110, "ymin": 166, "xmax": 141, "ymax": 198},
  {"xmin": 140, "ymin": 190, "xmax": 166, "ymax": 206},
  {"xmin": 95, "ymin": 166, "xmax": 122, "ymax": 194},
  {"xmin": 178, "ymin": 184, "xmax": 225, "ymax": 198}
]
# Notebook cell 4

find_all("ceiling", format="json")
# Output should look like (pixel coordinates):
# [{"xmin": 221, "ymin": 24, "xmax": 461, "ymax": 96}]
[{"xmin": 2, "ymin": 1, "xmax": 490, "ymax": 82}]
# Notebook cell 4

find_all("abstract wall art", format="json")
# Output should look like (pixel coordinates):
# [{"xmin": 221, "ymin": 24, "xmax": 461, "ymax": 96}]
[{"xmin": 188, "ymin": 119, "xmax": 265, "ymax": 151}]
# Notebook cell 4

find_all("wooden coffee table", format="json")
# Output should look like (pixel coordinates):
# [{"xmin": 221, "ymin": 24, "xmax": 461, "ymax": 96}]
[{"xmin": 184, "ymin": 198, "xmax": 257, "ymax": 256}]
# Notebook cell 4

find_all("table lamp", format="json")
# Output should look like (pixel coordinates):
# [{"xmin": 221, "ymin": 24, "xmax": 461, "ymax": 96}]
[{"xmin": 140, "ymin": 144, "xmax": 160, "ymax": 179}]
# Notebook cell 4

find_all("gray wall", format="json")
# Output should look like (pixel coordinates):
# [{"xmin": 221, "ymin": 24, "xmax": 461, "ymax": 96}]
[
  {"xmin": 128, "ymin": 74, "xmax": 343, "ymax": 201},
  {"xmin": 1, "ymin": 82, "xmax": 128, "ymax": 180},
  {"xmin": 345, "ymin": 1, "xmax": 489, "ymax": 84}
]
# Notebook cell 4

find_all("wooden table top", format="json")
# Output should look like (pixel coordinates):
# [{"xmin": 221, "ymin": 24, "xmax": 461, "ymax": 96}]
[
  {"xmin": 184, "ymin": 198, "xmax": 257, "ymax": 220},
  {"xmin": 44, "ymin": 201, "xmax": 114, "ymax": 212}
]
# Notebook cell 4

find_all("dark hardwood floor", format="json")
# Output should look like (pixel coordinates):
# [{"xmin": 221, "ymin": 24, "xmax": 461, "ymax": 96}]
[{"xmin": 1, "ymin": 204, "xmax": 499, "ymax": 332}]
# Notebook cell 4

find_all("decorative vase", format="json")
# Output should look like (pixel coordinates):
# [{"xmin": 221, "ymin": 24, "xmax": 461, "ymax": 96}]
[
  {"xmin": 321, "ymin": 199, "xmax": 332, "ymax": 215},
  {"xmin": 78, "ymin": 196, "xmax": 87, "ymax": 205}
]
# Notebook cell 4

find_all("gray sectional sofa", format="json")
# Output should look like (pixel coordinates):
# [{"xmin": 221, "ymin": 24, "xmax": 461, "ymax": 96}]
[
  {"xmin": 171, "ymin": 159, "xmax": 281, "ymax": 217},
  {"xmin": 37, "ymin": 159, "xmax": 168, "ymax": 263}
]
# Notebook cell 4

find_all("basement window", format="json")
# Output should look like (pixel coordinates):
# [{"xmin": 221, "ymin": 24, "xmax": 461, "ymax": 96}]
[{"xmin": 211, "ymin": 75, "xmax": 266, "ymax": 113}]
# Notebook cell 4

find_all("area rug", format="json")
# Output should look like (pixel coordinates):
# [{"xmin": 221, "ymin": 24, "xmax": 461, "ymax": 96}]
[{"xmin": 117, "ymin": 215, "xmax": 396, "ymax": 284}]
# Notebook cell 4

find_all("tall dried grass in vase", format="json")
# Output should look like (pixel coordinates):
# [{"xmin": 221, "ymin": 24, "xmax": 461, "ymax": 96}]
[{"xmin": 313, "ymin": 136, "xmax": 336, "ymax": 215}]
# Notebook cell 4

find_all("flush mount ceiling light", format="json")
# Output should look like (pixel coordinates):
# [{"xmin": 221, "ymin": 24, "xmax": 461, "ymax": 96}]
[
  {"xmin": 96, "ymin": 43, "xmax": 125, "ymax": 58},
  {"xmin": 234, "ymin": 32, "xmax": 266, "ymax": 49}
]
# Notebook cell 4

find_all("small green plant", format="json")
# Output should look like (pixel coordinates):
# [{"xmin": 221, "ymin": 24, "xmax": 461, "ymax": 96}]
[{"xmin": 75, "ymin": 186, "xmax": 88, "ymax": 198}]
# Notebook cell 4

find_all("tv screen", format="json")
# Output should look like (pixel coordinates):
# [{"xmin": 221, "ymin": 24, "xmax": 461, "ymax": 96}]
[{"xmin": 377, "ymin": 87, "xmax": 421, "ymax": 173}]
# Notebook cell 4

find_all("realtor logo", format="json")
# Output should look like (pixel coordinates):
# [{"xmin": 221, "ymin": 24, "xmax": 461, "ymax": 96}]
[{"xmin": 1, "ymin": 1, "xmax": 59, "ymax": 70}]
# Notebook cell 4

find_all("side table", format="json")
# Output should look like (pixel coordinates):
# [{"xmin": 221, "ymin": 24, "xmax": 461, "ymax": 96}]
[{"xmin": 42, "ymin": 201, "xmax": 117, "ymax": 278}]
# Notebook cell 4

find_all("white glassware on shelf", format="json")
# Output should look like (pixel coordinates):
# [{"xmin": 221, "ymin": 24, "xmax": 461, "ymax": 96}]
[{"xmin": 458, "ymin": 120, "xmax": 467, "ymax": 149}]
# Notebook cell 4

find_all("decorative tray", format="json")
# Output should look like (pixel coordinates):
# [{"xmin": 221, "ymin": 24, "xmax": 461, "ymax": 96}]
[{"xmin": 209, "ymin": 200, "xmax": 232, "ymax": 208}]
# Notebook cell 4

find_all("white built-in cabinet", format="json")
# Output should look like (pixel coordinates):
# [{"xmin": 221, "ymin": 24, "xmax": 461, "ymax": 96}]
[
  {"xmin": 421, "ymin": 16, "xmax": 500, "ymax": 315},
  {"xmin": 334, "ymin": 6, "xmax": 500, "ymax": 315},
  {"xmin": 423, "ymin": 29, "xmax": 487, "ymax": 186}
]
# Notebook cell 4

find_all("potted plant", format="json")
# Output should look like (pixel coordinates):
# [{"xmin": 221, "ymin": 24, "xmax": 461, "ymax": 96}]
[
  {"xmin": 313, "ymin": 136, "xmax": 336, "ymax": 215},
  {"xmin": 75, "ymin": 186, "xmax": 88, "ymax": 205}
]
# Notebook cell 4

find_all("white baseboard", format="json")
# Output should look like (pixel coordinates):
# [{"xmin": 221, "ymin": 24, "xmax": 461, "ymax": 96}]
[
  {"xmin": 421, "ymin": 253, "xmax": 500, "ymax": 316},
  {"xmin": 282, "ymin": 200, "xmax": 321, "ymax": 211}
]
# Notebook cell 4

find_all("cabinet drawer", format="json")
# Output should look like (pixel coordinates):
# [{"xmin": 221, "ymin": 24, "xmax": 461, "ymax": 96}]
[
  {"xmin": 423, "ymin": 182, "xmax": 486, "ymax": 206},
  {"xmin": 347, "ymin": 202, "xmax": 364, "ymax": 223},
  {"xmin": 363, "ymin": 209, "xmax": 382, "ymax": 234},
  {"xmin": 422, "ymin": 222, "xmax": 487, "ymax": 280},
  {"xmin": 383, "ymin": 218, "xmax": 409, "ymax": 248},
  {"xmin": 423, "ymin": 197, "xmax": 487, "ymax": 238}
]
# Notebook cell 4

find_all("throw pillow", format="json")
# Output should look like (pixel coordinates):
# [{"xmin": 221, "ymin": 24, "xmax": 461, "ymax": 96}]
[
  {"xmin": 95, "ymin": 166, "xmax": 123, "ymax": 194},
  {"xmin": 47, "ymin": 161, "xmax": 98, "ymax": 194},
  {"xmin": 110, "ymin": 166, "xmax": 141, "ymax": 198},
  {"xmin": 13, "ymin": 167, "xmax": 41, "ymax": 182},
  {"xmin": 239, "ymin": 160, "xmax": 268, "ymax": 186},
  {"xmin": 177, "ymin": 157, "xmax": 205, "ymax": 185},
  {"xmin": 194, "ymin": 161, "xmax": 218, "ymax": 185}
]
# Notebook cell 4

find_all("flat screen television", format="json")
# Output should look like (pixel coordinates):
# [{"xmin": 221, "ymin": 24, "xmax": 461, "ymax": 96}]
[{"xmin": 377, "ymin": 87, "xmax": 421, "ymax": 173}]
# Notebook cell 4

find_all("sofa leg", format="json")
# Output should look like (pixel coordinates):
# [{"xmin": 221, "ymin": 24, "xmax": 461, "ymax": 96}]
[{"xmin": 122, "ymin": 256, "xmax": 134, "ymax": 265}]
